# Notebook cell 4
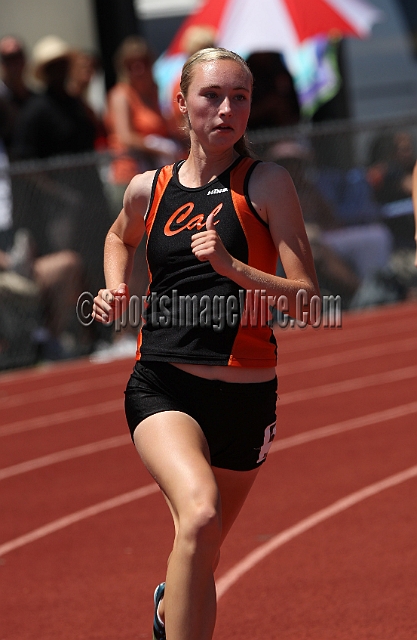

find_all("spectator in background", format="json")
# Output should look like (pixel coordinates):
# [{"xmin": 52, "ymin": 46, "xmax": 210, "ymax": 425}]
[
  {"xmin": 1, "ymin": 93, "xmax": 85, "ymax": 361},
  {"xmin": 11, "ymin": 34, "xmax": 110, "ymax": 257},
  {"xmin": 104, "ymin": 36, "xmax": 182, "ymax": 219},
  {"xmin": 0, "ymin": 35, "xmax": 35, "ymax": 156},
  {"xmin": 67, "ymin": 49, "xmax": 108, "ymax": 150},
  {"xmin": 367, "ymin": 130, "xmax": 416, "ymax": 205},
  {"xmin": 246, "ymin": 52, "xmax": 301, "ymax": 130},
  {"xmin": 12, "ymin": 35, "xmax": 98, "ymax": 160},
  {"xmin": 67, "ymin": 49, "xmax": 100, "ymax": 105},
  {"xmin": 268, "ymin": 140, "xmax": 394, "ymax": 307},
  {"xmin": 9, "ymin": 35, "xmax": 112, "ymax": 358},
  {"xmin": 366, "ymin": 130, "xmax": 416, "ymax": 252}
]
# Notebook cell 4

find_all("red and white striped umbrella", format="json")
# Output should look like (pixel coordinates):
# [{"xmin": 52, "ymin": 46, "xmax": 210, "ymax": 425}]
[{"xmin": 168, "ymin": 0, "xmax": 383, "ymax": 56}]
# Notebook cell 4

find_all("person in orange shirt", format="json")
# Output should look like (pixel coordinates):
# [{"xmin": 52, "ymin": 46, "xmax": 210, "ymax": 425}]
[{"xmin": 105, "ymin": 36, "xmax": 182, "ymax": 218}]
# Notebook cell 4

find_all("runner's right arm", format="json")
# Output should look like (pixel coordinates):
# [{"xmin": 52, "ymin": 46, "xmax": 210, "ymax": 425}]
[{"xmin": 93, "ymin": 170, "xmax": 154, "ymax": 323}]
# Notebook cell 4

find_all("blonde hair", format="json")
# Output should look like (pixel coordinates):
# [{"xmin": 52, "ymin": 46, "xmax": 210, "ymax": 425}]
[
  {"xmin": 113, "ymin": 36, "xmax": 153, "ymax": 82},
  {"xmin": 179, "ymin": 25, "xmax": 216, "ymax": 56},
  {"xmin": 179, "ymin": 47, "xmax": 254, "ymax": 158}
]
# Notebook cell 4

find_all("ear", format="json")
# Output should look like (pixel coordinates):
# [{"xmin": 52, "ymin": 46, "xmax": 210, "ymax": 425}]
[{"xmin": 176, "ymin": 91, "xmax": 187, "ymax": 114}]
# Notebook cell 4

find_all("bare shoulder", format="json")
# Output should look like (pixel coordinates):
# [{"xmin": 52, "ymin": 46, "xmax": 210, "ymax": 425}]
[
  {"xmin": 123, "ymin": 169, "xmax": 157, "ymax": 218},
  {"xmin": 252, "ymin": 160, "xmax": 295, "ymax": 192},
  {"xmin": 249, "ymin": 160, "xmax": 300, "ymax": 224},
  {"xmin": 108, "ymin": 170, "xmax": 157, "ymax": 247}
]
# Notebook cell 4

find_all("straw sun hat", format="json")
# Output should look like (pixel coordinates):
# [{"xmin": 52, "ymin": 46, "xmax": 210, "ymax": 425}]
[{"xmin": 32, "ymin": 35, "xmax": 72, "ymax": 80}]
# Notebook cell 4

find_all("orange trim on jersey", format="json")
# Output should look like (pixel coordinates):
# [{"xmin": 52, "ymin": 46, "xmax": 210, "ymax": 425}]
[
  {"xmin": 145, "ymin": 164, "xmax": 174, "ymax": 231},
  {"xmin": 144, "ymin": 164, "xmax": 174, "ymax": 280},
  {"xmin": 137, "ymin": 164, "xmax": 174, "ymax": 360},
  {"xmin": 228, "ymin": 158, "xmax": 278, "ymax": 367},
  {"xmin": 135, "ymin": 330, "xmax": 143, "ymax": 360}
]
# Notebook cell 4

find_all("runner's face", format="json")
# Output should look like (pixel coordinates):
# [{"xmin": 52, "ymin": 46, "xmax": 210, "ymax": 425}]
[{"xmin": 181, "ymin": 59, "xmax": 252, "ymax": 150}]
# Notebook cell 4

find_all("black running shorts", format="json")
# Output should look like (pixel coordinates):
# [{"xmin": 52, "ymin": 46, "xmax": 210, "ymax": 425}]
[{"xmin": 124, "ymin": 361, "xmax": 278, "ymax": 471}]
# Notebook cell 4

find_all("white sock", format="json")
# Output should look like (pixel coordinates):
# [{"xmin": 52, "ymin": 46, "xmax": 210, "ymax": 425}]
[{"xmin": 157, "ymin": 602, "xmax": 165, "ymax": 628}]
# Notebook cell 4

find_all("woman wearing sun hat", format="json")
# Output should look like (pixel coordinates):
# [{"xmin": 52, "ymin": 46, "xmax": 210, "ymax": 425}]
[
  {"xmin": 11, "ymin": 35, "xmax": 111, "ymax": 336},
  {"xmin": 12, "ymin": 35, "xmax": 97, "ymax": 159}
]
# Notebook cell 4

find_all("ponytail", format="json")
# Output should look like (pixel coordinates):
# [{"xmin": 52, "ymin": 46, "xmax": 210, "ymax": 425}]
[{"xmin": 234, "ymin": 134, "xmax": 254, "ymax": 158}]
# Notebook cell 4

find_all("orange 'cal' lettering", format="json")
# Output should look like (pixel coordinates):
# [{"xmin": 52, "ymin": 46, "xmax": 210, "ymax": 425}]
[{"xmin": 164, "ymin": 203, "xmax": 223, "ymax": 236}]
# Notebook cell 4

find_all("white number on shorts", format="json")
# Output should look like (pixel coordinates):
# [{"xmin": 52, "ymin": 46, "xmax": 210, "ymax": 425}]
[{"xmin": 257, "ymin": 421, "xmax": 277, "ymax": 464}]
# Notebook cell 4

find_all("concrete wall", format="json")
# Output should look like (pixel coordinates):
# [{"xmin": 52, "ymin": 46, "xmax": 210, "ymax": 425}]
[
  {"xmin": 135, "ymin": 0, "xmax": 197, "ymax": 19},
  {"xmin": 0, "ymin": 0, "xmax": 98, "ymax": 58},
  {"xmin": 345, "ymin": 0, "xmax": 417, "ymax": 119}
]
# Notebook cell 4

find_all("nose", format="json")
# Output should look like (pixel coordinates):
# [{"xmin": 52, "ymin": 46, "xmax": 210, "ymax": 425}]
[{"xmin": 219, "ymin": 96, "xmax": 232, "ymax": 115}]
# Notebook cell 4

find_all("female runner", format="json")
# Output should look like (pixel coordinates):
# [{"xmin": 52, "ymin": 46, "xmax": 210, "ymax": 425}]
[{"xmin": 93, "ymin": 47, "xmax": 320, "ymax": 640}]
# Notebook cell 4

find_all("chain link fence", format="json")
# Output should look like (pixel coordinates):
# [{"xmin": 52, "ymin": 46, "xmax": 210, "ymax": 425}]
[{"xmin": 1, "ymin": 114, "xmax": 417, "ymax": 371}]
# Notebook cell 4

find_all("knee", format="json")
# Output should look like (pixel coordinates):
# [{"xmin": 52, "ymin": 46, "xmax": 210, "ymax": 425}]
[{"xmin": 179, "ymin": 499, "xmax": 222, "ymax": 556}]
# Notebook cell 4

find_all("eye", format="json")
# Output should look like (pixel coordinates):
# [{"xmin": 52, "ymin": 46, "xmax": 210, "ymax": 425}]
[
  {"xmin": 234, "ymin": 93, "xmax": 248, "ymax": 102},
  {"xmin": 204, "ymin": 91, "xmax": 217, "ymax": 99}
]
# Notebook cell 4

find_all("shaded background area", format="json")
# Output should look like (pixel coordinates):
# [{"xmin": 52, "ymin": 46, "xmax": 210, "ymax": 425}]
[{"xmin": 1, "ymin": 0, "xmax": 417, "ymax": 371}]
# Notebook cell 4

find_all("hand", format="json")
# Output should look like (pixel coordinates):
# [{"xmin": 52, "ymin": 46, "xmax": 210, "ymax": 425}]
[
  {"xmin": 191, "ymin": 212, "xmax": 233, "ymax": 276},
  {"xmin": 92, "ymin": 283, "xmax": 130, "ymax": 324}
]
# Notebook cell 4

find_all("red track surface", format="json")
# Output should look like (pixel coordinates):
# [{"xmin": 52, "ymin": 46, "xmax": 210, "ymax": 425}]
[{"xmin": 1, "ymin": 301, "xmax": 416, "ymax": 640}]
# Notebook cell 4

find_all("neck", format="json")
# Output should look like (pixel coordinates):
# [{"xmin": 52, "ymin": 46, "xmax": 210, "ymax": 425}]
[{"xmin": 179, "ymin": 145, "xmax": 239, "ymax": 188}]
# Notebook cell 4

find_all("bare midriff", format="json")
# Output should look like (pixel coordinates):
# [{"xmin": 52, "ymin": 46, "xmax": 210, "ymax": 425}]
[{"xmin": 171, "ymin": 363, "xmax": 276, "ymax": 383}]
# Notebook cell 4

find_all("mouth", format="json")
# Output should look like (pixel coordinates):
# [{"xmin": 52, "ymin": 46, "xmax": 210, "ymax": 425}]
[{"xmin": 214, "ymin": 124, "xmax": 233, "ymax": 132}]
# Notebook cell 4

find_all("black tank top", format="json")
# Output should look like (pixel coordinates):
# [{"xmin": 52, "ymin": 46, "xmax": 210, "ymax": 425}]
[{"xmin": 136, "ymin": 156, "xmax": 278, "ymax": 367}]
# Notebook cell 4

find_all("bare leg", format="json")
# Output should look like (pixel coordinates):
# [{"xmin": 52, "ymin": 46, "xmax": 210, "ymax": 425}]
[
  {"xmin": 212, "ymin": 465, "xmax": 259, "ymax": 547},
  {"xmin": 134, "ymin": 411, "xmax": 262, "ymax": 639},
  {"xmin": 134, "ymin": 410, "xmax": 220, "ymax": 640}
]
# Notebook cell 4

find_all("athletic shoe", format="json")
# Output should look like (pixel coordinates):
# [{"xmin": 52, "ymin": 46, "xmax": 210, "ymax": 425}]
[{"xmin": 152, "ymin": 582, "xmax": 166, "ymax": 640}]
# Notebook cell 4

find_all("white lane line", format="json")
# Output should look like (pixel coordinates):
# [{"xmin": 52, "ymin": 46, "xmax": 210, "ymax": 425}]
[
  {"xmin": 0, "ymin": 355, "xmax": 117, "ymax": 384},
  {"xmin": 0, "ymin": 483, "xmax": 159, "ymax": 557},
  {"xmin": 278, "ymin": 336, "xmax": 417, "ymax": 375},
  {"xmin": 0, "ymin": 373, "xmax": 127, "ymax": 409},
  {"xmin": 277, "ymin": 315, "xmax": 414, "ymax": 354},
  {"xmin": 271, "ymin": 401, "xmax": 417, "ymax": 452},
  {"xmin": 2, "ymin": 369, "xmax": 417, "ymax": 472},
  {"xmin": 216, "ymin": 464, "xmax": 417, "ymax": 599},
  {"xmin": 1, "ymin": 401, "xmax": 416, "ymax": 557},
  {"xmin": 278, "ymin": 364, "xmax": 417, "ymax": 405},
  {"xmin": 2, "ymin": 337, "xmax": 416, "ymax": 439},
  {"xmin": 1, "ymin": 307, "xmax": 415, "ymax": 402},
  {"xmin": 0, "ymin": 399, "xmax": 122, "ymax": 438},
  {"xmin": 0, "ymin": 435, "xmax": 130, "ymax": 480},
  {"xmin": 1, "ymin": 400, "xmax": 415, "ymax": 482}
]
